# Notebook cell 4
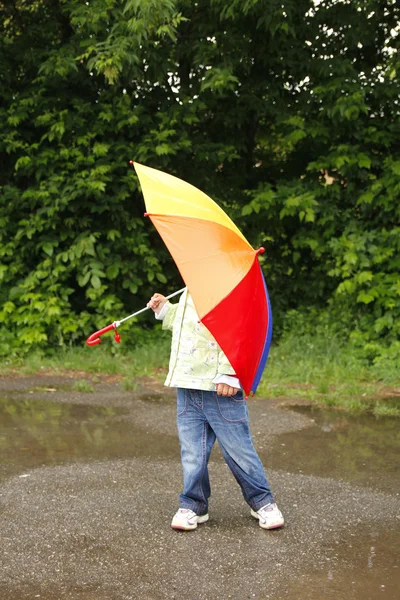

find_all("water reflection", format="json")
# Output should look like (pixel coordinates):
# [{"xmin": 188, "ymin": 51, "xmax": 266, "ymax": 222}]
[
  {"xmin": 0, "ymin": 396, "xmax": 178, "ymax": 481},
  {"xmin": 266, "ymin": 406, "xmax": 400, "ymax": 494},
  {"xmin": 368, "ymin": 545, "xmax": 376, "ymax": 569},
  {"xmin": 283, "ymin": 528, "xmax": 400, "ymax": 599}
]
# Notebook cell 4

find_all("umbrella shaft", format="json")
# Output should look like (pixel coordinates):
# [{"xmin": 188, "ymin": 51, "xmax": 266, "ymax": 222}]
[{"xmin": 118, "ymin": 287, "xmax": 186, "ymax": 324}]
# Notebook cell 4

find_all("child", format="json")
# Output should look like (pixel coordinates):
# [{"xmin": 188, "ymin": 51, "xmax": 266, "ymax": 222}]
[{"xmin": 147, "ymin": 288, "xmax": 284, "ymax": 531}]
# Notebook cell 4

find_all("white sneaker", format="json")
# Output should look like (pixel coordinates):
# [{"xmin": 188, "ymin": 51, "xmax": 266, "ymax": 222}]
[
  {"xmin": 251, "ymin": 503, "xmax": 284, "ymax": 529},
  {"xmin": 171, "ymin": 508, "xmax": 209, "ymax": 531}
]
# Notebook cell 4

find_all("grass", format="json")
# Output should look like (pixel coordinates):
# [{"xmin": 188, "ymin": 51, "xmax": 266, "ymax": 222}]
[
  {"xmin": 72, "ymin": 380, "xmax": 94, "ymax": 393},
  {"xmin": 1, "ymin": 331, "xmax": 399, "ymax": 416},
  {"xmin": 373, "ymin": 404, "xmax": 400, "ymax": 417},
  {"xmin": 255, "ymin": 329, "xmax": 400, "ymax": 416},
  {"xmin": 1, "ymin": 338, "xmax": 171, "ymax": 380}
]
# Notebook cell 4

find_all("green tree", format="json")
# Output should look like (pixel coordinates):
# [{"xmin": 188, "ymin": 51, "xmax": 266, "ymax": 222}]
[
  {"xmin": 0, "ymin": 0, "xmax": 184, "ymax": 352},
  {"xmin": 239, "ymin": 0, "xmax": 400, "ymax": 355},
  {"xmin": 0, "ymin": 0, "xmax": 399, "ymax": 359}
]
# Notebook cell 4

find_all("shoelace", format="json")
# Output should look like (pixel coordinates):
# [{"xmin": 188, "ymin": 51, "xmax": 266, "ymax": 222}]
[
  {"xmin": 258, "ymin": 504, "xmax": 276, "ymax": 520},
  {"xmin": 177, "ymin": 508, "xmax": 196, "ymax": 521}
]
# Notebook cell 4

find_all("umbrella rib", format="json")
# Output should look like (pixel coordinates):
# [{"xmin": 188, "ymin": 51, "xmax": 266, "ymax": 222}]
[{"xmin": 146, "ymin": 212, "xmax": 251, "ymax": 246}]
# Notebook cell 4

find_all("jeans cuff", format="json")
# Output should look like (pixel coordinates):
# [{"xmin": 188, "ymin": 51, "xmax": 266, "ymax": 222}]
[
  {"xmin": 251, "ymin": 495, "xmax": 275, "ymax": 511},
  {"xmin": 179, "ymin": 502, "xmax": 208, "ymax": 516}
]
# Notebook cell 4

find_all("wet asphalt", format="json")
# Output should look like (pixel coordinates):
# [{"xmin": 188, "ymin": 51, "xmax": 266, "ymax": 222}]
[{"xmin": 0, "ymin": 375, "xmax": 399, "ymax": 600}]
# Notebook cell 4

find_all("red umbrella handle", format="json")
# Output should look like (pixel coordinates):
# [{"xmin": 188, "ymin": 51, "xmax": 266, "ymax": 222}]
[
  {"xmin": 86, "ymin": 323, "xmax": 120, "ymax": 346},
  {"xmin": 86, "ymin": 288, "xmax": 185, "ymax": 348}
]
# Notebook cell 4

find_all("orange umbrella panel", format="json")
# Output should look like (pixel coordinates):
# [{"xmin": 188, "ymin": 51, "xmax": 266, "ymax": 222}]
[{"xmin": 147, "ymin": 214, "xmax": 255, "ymax": 319}]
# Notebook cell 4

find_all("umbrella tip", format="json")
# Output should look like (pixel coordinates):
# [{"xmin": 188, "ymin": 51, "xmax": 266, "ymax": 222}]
[
  {"xmin": 256, "ymin": 247, "xmax": 265, "ymax": 255},
  {"xmin": 129, "ymin": 160, "xmax": 134, "ymax": 165}
]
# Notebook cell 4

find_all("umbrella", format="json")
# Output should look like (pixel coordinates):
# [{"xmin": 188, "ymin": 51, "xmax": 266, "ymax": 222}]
[
  {"xmin": 132, "ymin": 162, "xmax": 273, "ymax": 396},
  {"xmin": 86, "ymin": 287, "xmax": 185, "ymax": 347}
]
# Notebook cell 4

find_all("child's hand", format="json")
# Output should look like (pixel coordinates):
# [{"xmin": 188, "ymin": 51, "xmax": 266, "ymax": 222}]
[
  {"xmin": 216, "ymin": 383, "xmax": 239, "ymax": 397},
  {"xmin": 147, "ymin": 293, "xmax": 167, "ymax": 314}
]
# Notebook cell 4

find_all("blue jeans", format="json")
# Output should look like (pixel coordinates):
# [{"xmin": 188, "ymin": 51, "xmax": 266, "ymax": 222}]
[{"xmin": 176, "ymin": 388, "xmax": 275, "ymax": 515}]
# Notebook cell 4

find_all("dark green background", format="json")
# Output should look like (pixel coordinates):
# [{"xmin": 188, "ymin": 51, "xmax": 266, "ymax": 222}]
[{"xmin": 0, "ymin": 0, "xmax": 399, "ymax": 358}]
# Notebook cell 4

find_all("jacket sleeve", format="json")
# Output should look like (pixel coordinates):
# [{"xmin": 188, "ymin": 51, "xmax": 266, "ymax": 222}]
[
  {"xmin": 161, "ymin": 302, "xmax": 179, "ymax": 331},
  {"xmin": 213, "ymin": 373, "xmax": 241, "ymax": 389}
]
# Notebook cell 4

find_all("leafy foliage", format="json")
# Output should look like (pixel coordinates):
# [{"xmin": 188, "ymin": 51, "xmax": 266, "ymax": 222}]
[{"xmin": 0, "ymin": 0, "xmax": 399, "ymax": 359}]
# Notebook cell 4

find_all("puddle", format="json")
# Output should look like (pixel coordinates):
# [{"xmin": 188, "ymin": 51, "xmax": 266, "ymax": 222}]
[
  {"xmin": 3, "ymin": 397, "xmax": 399, "ymax": 495},
  {"xmin": 281, "ymin": 527, "xmax": 400, "ymax": 600},
  {"xmin": 379, "ymin": 395, "xmax": 400, "ymax": 407},
  {"xmin": 0, "ymin": 396, "xmax": 179, "ymax": 481},
  {"xmin": 1, "ymin": 394, "xmax": 399, "ymax": 600},
  {"xmin": 265, "ymin": 406, "xmax": 400, "ymax": 599},
  {"xmin": 139, "ymin": 392, "xmax": 175, "ymax": 405},
  {"xmin": 266, "ymin": 406, "xmax": 400, "ymax": 494}
]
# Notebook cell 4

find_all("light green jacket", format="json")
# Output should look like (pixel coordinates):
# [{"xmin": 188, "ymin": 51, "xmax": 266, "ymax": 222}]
[{"xmin": 159, "ymin": 289, "xmax": 236, "ymax": 391}]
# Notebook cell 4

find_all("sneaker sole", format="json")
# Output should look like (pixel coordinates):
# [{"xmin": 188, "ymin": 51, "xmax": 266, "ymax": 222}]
[
  {"xmin": 171, "ymin": 513, "xmax": 209, "ymax": 531},
  {"xmin": 250, "ymin": 509, "xmax": 284, "ymax": 530},
  {"xmin": 259, "ymin": 521, "xmax": 284, "ymax": 530}
]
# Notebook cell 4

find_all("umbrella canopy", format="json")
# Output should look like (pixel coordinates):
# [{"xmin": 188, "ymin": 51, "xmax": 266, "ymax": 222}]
[{"xmin": 133, "ymin": 162, "xmax": 272, "ymax": 396}]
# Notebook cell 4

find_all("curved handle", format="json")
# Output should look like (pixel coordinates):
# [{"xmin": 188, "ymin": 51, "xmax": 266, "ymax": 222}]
[{"xmin": 86, "ymin": 323, "xmax": 115, "ymax": 347}]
